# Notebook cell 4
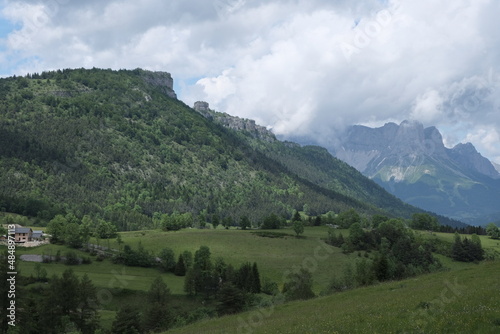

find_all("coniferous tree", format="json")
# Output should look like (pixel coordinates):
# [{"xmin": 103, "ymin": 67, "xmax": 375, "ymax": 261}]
[
  {"xmin": 292, "ymin": 210, "xmax": 302, "ymax": 222},
  {"xmin": 143, "ymin": 277, "xmax": 173, "ymax": 332},
  {"xmin": 77, "ymin": 274, "xmax": 100, "ymax": 334},
  {"xmin": 216, "ymin": 283, "xmax": 246, "ymax": 315},
  {"xmin": 314, "ymin": 216, "xmax": 322, "ymax": 226},
  {"xmin": 174, "ymin": 253, "xmax": 186, "ymax": 276},
  {"xmin": 251, "ymin": 262, "xmax": 261, "ymax": 293},
  {"xmin": 212, "ymin": 214, "xmax": 220, "ymax": 229},
  {"xmin": 373, "ymin": 254, "xmax": 390, "ymax": 282},
  {"xmin": 111, "ymin": 305, "xmax": 142, "ymax": 334}
]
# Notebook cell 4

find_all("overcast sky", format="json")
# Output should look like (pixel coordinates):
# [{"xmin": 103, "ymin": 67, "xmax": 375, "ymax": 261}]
[{"xmin": 1, "ymin": 0, "xmax": 499, "ymax": 164}]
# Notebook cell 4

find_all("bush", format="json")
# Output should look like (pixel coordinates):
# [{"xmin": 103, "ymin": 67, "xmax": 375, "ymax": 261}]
[
  {"xmin": 64, "ymin": 251, "xmax": 80, "ymax": 265},
  {"xmin": 261, "ymin": 278, "xmax": 279, "ymax": 295}
]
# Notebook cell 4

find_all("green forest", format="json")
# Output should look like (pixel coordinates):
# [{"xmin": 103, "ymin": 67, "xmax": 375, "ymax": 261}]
[{"xmin": 0, "ymin": 68, "xmax": 462, "ymax": 231}]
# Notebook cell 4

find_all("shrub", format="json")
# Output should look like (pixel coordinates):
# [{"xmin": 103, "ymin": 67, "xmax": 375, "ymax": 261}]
[{"xmin": 64, "ymin": 251, "xmax": 80, "ymax": 265}]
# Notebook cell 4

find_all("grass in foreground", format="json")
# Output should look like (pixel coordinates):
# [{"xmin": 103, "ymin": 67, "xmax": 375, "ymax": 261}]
[{"xmin": 168, "ymin": 260, "xmax": 500, "ymax": 334}]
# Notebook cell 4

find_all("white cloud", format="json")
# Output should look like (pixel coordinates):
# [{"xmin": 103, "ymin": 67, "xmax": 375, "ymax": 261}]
[{"xmin": 410, "ymin": 90, "xmax": 443, "ymax": 123}]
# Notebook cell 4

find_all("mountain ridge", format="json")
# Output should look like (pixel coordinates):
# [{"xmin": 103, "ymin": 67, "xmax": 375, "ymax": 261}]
[
  {"xmin": 0, "ymin": 68, "xmax": 434, "ymax": 230},
  {"xmin": 192, "ymin": 102, "xmax": 467, "ymax": 227},
  {"xmin": 324, "ymin": 120, "xmax": 500, "ymax": 225}
]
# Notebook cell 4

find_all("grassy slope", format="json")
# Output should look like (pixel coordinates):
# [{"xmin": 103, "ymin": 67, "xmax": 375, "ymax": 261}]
[
  {"xmin": 107, "ymin": 226, "xmax": 352, "ymax": 292},
  {"xmin": 168, "ymin": 261, "xmax": 500, "ymax": 334},
  {"xmin": 10, "ymin": 228, "xmax": 500, "ymax": 333}
]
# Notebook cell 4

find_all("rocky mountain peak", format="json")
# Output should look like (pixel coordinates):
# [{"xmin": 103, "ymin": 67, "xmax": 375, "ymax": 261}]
[
  {"xmin": 324, "ymin": 119, "xmax": 500, "ymax": 224},
  {"xmin": 450, "ymin": 142, "xmax": 500, "ymax": 179}
]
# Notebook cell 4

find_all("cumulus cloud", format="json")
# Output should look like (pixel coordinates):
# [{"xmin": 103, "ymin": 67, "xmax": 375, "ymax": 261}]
[{"xmin": 0, "ymin": 0, "xmax": 499, "ymax": 163}]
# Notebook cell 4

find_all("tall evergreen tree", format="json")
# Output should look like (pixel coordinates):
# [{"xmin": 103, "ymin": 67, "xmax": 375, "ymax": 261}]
[
  {"xmin": 216, "ymin": 283, "xmax": 246, "ymax": 316},
  {"xmin": 143, "ymin": 277, "xmax": 173, "ymax": 332},
  {"xmin": 174, "ymin": 253, "xmax": 186, "ymax": 276},
  {"xmin": 77, "ymin": 274, "xmax": 100, "ymax": 334},
  {"xmin": 251, "ymin": 262, "xmax": 261, "ymax": 293},
  {"xmin": 111, "ymin": 305, "xmax": 142, "ymax": 334}
]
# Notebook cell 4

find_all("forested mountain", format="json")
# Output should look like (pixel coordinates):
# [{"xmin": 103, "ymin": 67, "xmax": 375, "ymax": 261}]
[
  {"xmin": 193, "ymin": 103, "xmax": 465, "ymax": 227},
  {"xmin": 0, "ymin": 68, "xmax": 461, "ymax": 229}
]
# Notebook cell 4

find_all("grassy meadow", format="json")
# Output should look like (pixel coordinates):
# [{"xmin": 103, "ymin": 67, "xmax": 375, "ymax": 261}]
[
  {"xmin": 6, "ymin": 226, "xmax": 500, "ymax": 333},
  {"xmin": 168, "ymin": 261, "xmax": 500, "ymax": 334}
]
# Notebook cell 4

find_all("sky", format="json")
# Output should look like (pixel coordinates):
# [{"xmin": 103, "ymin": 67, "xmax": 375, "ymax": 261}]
[{"xmin": 0, "ymin": 0, "xmax": 499, "ymax": 164}]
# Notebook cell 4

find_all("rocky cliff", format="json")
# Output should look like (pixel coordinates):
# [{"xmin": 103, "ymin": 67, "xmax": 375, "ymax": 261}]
[
  {"xmin": 335, "ymin": 121, "xmax": 499, "ymax": 180},
  {"xmin": 330, "ymin": 120, "xmax": 500, "ymax": 224},
  {"xmin": 140, "ymin": 70, "xmax": 177, "ymax": 99},
  {"xmin": 193, "ymin": 101, "xmax": 276, "ymax": 142}
]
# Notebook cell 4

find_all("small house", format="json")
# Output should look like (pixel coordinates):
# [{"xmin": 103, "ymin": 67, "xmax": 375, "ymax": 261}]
[{"xmin": 14, "ymin": 227, "xmax": 33, "ymax": 243}]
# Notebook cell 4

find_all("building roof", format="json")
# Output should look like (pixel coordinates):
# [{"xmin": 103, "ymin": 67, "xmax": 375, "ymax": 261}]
[
  {"xmin": 15, "ymin": 227, "xmax": 32, "ymax": 234},
  {"xmin": 32, "ymin": 232, "xmax": 43, "ymax": 238}
]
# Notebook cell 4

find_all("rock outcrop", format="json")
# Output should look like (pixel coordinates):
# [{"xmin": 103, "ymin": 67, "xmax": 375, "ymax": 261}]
[
  {"xmin": 140, "ymin": 70, "xmax": 177, "ymax": 99},
  {"xmin": 193, "ymin": 101, "xmax": 276, "ymax": 142}
]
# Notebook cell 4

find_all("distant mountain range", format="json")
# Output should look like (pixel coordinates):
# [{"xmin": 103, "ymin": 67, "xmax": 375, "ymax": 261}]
[
  {"xmin": 494, "ymin": 162, "xmax": 500, "ymax": 173},
  {"xmin": 319, "ymin": 121, "xmax": 500, "ymax": 225}
]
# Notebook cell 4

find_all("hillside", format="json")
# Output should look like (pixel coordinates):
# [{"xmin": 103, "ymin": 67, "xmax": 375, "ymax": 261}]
[
  {"xmin": 168, "ymin": 260, "xmax": 500, "ymax": 334},
  {"xmin": 193, "ymin": 104, "xmax": 466, "ymax": 227},
  {"xmin": 0, "ymin": 68, "xmax": 411, "ymax": 229}
]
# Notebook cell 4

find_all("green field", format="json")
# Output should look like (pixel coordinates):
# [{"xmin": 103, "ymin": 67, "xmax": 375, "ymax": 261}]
[
  {"xmin": 115, "ymin": 226, "xmax": 353, "ymax": 292},
  {"xmin": 7, "ymin": 226, "xmax": 500, "ymax": 333},
  {"xmin": 167, "ymin": 260, "xmax": 500, "ymax": 334},
  {"xmin": 12, "ymin": 226, "xmax": 350, "ymax": 292}
]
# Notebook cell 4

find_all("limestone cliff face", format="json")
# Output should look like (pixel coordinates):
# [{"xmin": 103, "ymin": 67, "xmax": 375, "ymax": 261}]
[
  {"xmin": 140, "ymin": 70, "xmax": 177, "ymax": 99},
  {"xmin": 335, "ymin": 120, "xmax": 499, "ymax": 180},
  {"xmin": 449, "ymin": 143, "xmax": 500, "ymax": 179},
  {"xmin": 494, "ymin": 162, "xmax": 500, "ymax": 173},
  {"xmin": 193, "ymin": 101, "xmax": 276, "ymax": 142},
  {"xmin": 329, "ymin": 120, "xmax": 500, "ymax": 224}
]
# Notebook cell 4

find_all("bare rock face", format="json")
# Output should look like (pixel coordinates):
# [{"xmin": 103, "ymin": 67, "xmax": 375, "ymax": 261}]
[
  {"xmin": 140, "ymin": 70, "xmax": 177, "ymax": 99},
  {"xmin": 193, "ymin": 101, "xmax": 212, "ymax": 119},
  {"xmin": 193, "ymin": 101, "xmax": 276, "ymax": 142},
  {"xmin": 329, "ymin": 120, "xmax": 500, "ymax": 225},
  {"xmin": 494, "ymin": 162, "xmax": 500, "ymax": 173},
  {"xmin": 449, "ymin": 143, "xmax": 500, "ymax": 179}
]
